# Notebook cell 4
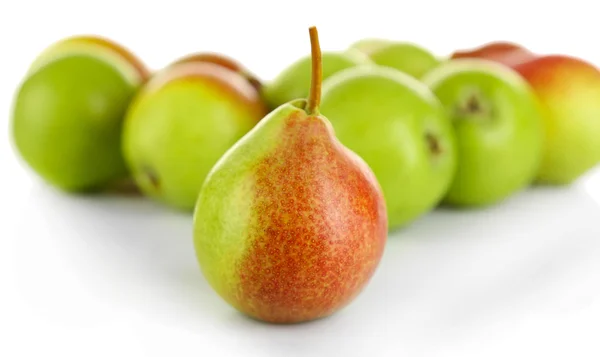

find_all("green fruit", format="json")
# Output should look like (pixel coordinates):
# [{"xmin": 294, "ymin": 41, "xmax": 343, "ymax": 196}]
[
  {"xmin": 348, "ymin": 38, "xmax": 392, "ymax": 54},
  {"xmin": 362, "ymin": 42, "xmax": 441, "ymax": 79},
  {"xmin": 193, "ymin": 27, "xmax": 387, "ymax": 324},
  {"xmin": 422, "ymin": 59, "xmax": 544, "ymax": 206},
  {"xmin": 262, "ymin": 49, "xmax": 371, "ymax": 109},
  {"xmin": 122, "ymin": 61, "xmax": 268, "ymax": 210},
  {"xmin": 11, "ymin": 36, "xmax": 149, "ymax": 192},
  {"xmin": 509, "ymin": 55, "xmax": 600, "ymax": 185},
  {"xmin": 320, "ymin": 65, "xmax": 457, "ymax": 230}
]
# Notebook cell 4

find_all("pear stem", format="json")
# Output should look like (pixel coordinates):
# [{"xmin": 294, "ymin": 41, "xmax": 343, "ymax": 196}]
[{"xmin": 307, "ymin": 26, "xmax": 322, "ymax": 115}]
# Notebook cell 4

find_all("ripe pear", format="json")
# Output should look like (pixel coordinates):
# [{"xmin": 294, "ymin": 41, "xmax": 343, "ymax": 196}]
[
  {"xmin": 193, "ymin": 27, "xmax": 388, "ymax": 324},
  {"xmin": 122, "ymin": 59, "xmax": 268, "ymax": 210},
  {"xmin": 320, "ymin": 66, "xmax": 457, "ymax": 230},
  {"xmin": 352, "ymin": 40, "xmax": 441, "ymax": 79},
  {"xmin": 451, "ymin": 41, "xmax": 535, "ymax": 67},
  {"xmin": 11, "ymin": 35, "xmax": 150, "ymax": 192},
  {"xmin": 454, "ymin": 44, "xmax": 600, "ymax": 185},
  {"xmin": 261, "ymin": 46, "xmax": 371, "ymax": 110},
  {"xmin": 423, "ymin": 59, "xmax": 544, "ymax": 206},
  {"xmin": 511, "ymin": 55, "xmax": 600, "ymax": 184},
  {"xmin": 170, "ymin": 51, "xmax": 263, "ymax": 92}
]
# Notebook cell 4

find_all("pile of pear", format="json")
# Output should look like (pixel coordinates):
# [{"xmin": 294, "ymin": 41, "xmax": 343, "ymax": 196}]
[{"xmin": 9, "ymin": 27, "xmax": 600, "ymax": 324}]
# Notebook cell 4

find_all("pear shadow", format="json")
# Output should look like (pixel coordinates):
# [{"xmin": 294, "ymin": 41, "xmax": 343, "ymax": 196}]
[
  {"xmin": 14, "ymin": 183, "xmax": 235, "ymax": 325},
  {"xmin": 12, "ymin": 179, "xmax": 600, "ymax": 355},
  {"xmin": 354, "ymin": 182, "xmax": 600, "ymax": 340}
]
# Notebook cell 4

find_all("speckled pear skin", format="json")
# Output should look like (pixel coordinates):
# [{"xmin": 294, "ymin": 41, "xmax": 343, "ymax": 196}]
[
  {"xmin": 193, "ymin": 101, "xmax": 388, "ymax": 324},
  {"xmin": 11, "ymin": 35, "xmax": 150, "ymax": 192}
]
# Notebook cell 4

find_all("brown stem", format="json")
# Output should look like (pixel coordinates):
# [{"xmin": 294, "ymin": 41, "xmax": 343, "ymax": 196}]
[{"xmin": 307, "ymin": 26, "xmax": 322, "ymax": 115}]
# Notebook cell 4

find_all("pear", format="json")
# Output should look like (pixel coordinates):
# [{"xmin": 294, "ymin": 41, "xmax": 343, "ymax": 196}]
[
  {"xmin": 262, "ymin": 44, "xmax": 372, "ymax": 110},
  {"xmin": 122, "ymin": 59, "xmax": 268, "ymax": 210},
  {"xmin": 11, "ymin": 35, "xmax": 150, "ymax": 192},
  {"xmin": 422, "ymin": 59, "xmax": 544, "ymax": 206},
  {"xmin": 193, "ymin": 27, "xmax": 388, "ymax": 324},
  {"xmin": 169, "ymin": 51, "xmax": 263, "ymax": 92},
  {"xmin": 351, "ymin": 39, "xmax": 441, "ymax": 79},
  {"xmin": 319, "ymin": 66, "xmax": 457, "ymax": 230}
]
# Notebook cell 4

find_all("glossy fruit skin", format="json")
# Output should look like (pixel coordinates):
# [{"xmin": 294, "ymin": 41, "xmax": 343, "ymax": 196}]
[
  {"xmin": 423, "ymin": 59, "xmax": 544, "ymax": 206},
  {"xmin": 122, "ymin": 62, "xmax": 267, "ymax": 210},
  {"xmin": 512, "ymin": 55, "xmax": 600, "ymax": 184},
  {"xmin": 367, "ymin": 42, "xmax": 441, "ymax": 79},
  {"xmin": 262, "ymin": 51, "xmax": 371, "ymax": 110},
  {"xmin": 170, "ymin": 52, "xmax": 263, "ymax": 92},
  {"xmin": 193, "ymin": 101, "xmax": 387, "ymax": 324},
  {"xmin": 450, "ymin": 41, "xmax": 535, "ymax": 67},
  {"xmin": 11, "ymin": 36, "xmax": 149, "ymax": 192},
  {"xmin": 320, "ymin": 66, "xmax": 457, "ymax": 230},
  {"xmin": 349, "ymin": 38, "xmax": 391, "ymax": 55}
]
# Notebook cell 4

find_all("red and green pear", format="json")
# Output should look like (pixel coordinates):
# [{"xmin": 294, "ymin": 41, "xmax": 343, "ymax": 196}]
[
  {"xmin": 453, "ymin": 42, "xmax": 600, "ymax": 184},
  {"xmin": 122, "ymin": 60, "xmax": 268, "ymax": 210},
  {"xmin": 170, "ymin": 52, "xmax": 263, "ymax": 92},
  {"xmin": 512, "ymin": 55, "xmax": 600, "ymax": 184},
  {"xmin": 450, "ymin": 41, "xmax": 535, "ymax": 67},
  {"xmin": 193, "ymin": 27, "xmax": 387, "ymax": 324},
  {"xmin": 11, "ymin": 35, "xmax": 150, "ymax": 192}
]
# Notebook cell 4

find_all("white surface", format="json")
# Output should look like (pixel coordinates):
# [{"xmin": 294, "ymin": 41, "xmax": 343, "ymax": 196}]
[{"xmin": 2, "ymin": 1, "xmax": 600, "ymax": 356}]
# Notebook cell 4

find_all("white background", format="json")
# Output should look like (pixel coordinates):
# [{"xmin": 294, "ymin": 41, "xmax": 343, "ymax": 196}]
[{"xmin": 2, "ymin": 1, "xmax": 600, "ymax": 356}]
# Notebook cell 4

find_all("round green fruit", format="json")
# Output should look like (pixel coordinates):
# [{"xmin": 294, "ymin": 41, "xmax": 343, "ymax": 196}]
[
  {"xmin": 122, "ymin": 62, "xmax": 268, "ymax": 210},
  {"xmin": 320, "ymin": 66, "xmax": 457, "ymax": 230},
  {"xmin": 423, "ymin": 59, "xmax": 544, "ymax": 206},
  {"xmin": 366, "ymin": 42, "xmax": 441, "ymax": 79},
  {"xmin": 348, "ymin": 38, "xmax": 392, "ymax": 55},
  {"xmin": 11, "ymin": 35, "xmax": 150, "ymax": 192},
  {"xmin": 262, "ymin": 50, "xmax": 372, "ymax": 110}
]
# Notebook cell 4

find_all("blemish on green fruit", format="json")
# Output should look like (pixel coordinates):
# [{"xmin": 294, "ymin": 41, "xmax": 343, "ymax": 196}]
[
  {"xmin": 141, "ymin": 166, "xmax": 160, "ymax": 191},
  {"xmin": 425, "ymin": 132, "xmax": 442, "ymax": 156}
]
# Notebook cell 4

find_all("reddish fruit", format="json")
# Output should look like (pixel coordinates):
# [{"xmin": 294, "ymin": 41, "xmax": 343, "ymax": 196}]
[
  {"xmin": 451, "ymin": 41, "xmax": 536, "ymax": 67},
  {"xmin": 511, "ymin": 55, "xmax": 600, "ymax": 184},
  {"xmin": 122, "ymin": 60, "xmax": 268, "ymax": 210},
  {"xmin": 171, "ymin": 52, "xmax": 262, "ymax": 91},
  {"xmin": 193, "ymin": 26, "xmax": 387, "ymax": 324}
]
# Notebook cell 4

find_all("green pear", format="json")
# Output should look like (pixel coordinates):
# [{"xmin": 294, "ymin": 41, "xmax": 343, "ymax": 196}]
[
  {"xmin": 422, "ymin": 59, "xmax": 544, "ymax": 206},
  {"xmin": 352, "ymin": 40, "xmax": 441, "ymax": 79},
  {"xmin": 262, "ymin": 48, "xmax": 372, "ymax": 110},
  {"xmin": 193, "ymin": 27, "xmax": 387, "ymax": 324},
  {"xmin": 122, "ymin": 61, "xmax": 268, "ymax": 210},
  {"xmin": 11, "ymin": 35, "xmax": 150, "ymax": 192},
  {"xmin": 348, "ymin": 38, "xmax": 392, "ymax": 54},
  {"xmin": 320, "ymin": 65, "xmax": 457, "ymax": 230}
]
